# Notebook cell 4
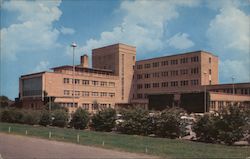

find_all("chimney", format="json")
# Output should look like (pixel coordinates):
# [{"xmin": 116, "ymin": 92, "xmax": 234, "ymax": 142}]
[{"xmin": 80, "ymin": 54, "xmax": 89, "ymax": 68}]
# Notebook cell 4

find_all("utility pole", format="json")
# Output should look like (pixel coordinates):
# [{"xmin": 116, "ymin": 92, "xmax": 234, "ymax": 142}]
[
  {"xmin": 232, "ymin": 75, "xmax": 235, "ymax": 105},
  {"xmin": 204, "ymin": 72, "xmax": 207, "ymax": 113},
  {"xmin": 71, "ymin": 42, "xmax": 77, "ymax": 108}
]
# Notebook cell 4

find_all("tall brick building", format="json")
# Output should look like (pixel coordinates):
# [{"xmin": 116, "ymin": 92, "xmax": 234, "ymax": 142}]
[{"xmin": 19, "ymin": 43, "xmax": 250, "ymax": 113}]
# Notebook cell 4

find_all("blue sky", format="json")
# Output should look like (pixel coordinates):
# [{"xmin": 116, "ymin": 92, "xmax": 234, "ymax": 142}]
[{"xmin": 1, "ymin": 0, "xmax": 250, "ymax": 99}]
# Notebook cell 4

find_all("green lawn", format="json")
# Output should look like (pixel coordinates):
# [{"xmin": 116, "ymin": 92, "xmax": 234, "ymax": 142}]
[{"xmin": 0, "ymin": 122, "xmax": 249, "ymax": 158}]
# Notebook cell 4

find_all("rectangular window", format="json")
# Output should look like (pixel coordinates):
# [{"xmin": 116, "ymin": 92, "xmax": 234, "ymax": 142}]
[
  {"xmin": 109, "ymin": 93, "xmax": 115, "ymax": 98},
  {"xmin": 137, "ymin": 65, "xmax": 143, "ymax": 69},
  {"xmin": 161, "ymin": 60, "xmax": 168, "ymax": 66},
  {"xmin": 152, "ymin": 62, "xmax": 159, "ymax": 67},
  {"xmin": 152, "ymin": 83, "xmax": 160, "ymax": 88},
  {"xmin": 144, "ymin": 73, "xmax": 151, "ymax": 79},
  {"xmin": 92, "ymin": 92, "xmax": 99, "ymax": 97},
  {"xmin": 152, "ymin": 72, "xmax": 160, "ymax": 78},
  {"xmin": 161, "ymin": 71, "xmax": 168, "ymax": 77},
  {"xmin": 100, "ymin": 81, "xmax": 107, "ymax": 87},
  {"xmin": 137, "ymin": 74, "xmax": 143, "ymax": 79},
  {"xmin": 64, "ymin": 90, "xmax": 70, "ymax": 96},
  {"xmin": 63, "ymin": 78, "xmax": 70, "ymax": 84},
  {"xmin": 161, "ymin": 82, "xmax": 168, "ymax": 87},
  {"xmin": 82, "ymin": 103, "xmax": 89, "ymax": 110},
  {"xmin": 108, "ymin": 82, "xmax": 115, "ymax": 87},
  {"xmin": 82, "ymin": 91, "xmax": 89, "ymax": 97},
  {"xmin": 92, "ymin": 81, "xmax": 99, "ymax": 86},
  {"xmin": 144, "ymin": 63, "xmax": 151, "ymax": 68},
  {"xmin": 137, "ymin": 84, "xmax": 143, "ymax": 89},
  {"xmin": 144, "ymin": 83, "xmax": 151, "ymax": 89},
  {"xmin": 82, "ymin": 80, "xmax": 89, "ymax": 85}
]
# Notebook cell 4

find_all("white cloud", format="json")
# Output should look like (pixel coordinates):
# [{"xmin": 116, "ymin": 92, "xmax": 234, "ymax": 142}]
[
  {"xmin": 60, "ymin": 26, "xmax": 75, "ymax": 35},
  {"xmin": 167, "ymin": 33, "xmax": 194, "ymax": 50},
  {"xmin": 220, "ymin": 59, "xmax": 250, "ymax": 82},
  {"xmin": 207, "ymin": 6, "xmax": 250, "ymax": 54},
  {"xmin": 1, "ymin": 0, "xmax": 62, "ymax": 60},
  {"xmin": 33, "ymin": 60, "xmax": 50, "ymax": 72},
  {"xmin": 206, "ymin": 4, "xmax": 250, "ymax": 82},
  {"xmin": 72, "ymin": 0, "xmax": 199, "ymax": 57}
]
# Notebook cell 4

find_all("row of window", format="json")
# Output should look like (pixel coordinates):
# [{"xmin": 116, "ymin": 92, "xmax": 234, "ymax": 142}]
[
  {"xmin": 136, "ymin": 56, "xmax": 200, "ymax": 69},
  {"xmin": 59, "ymin": 102, "xmax": 111, "ymax": 110},
  {"xmin": 137, "ymin": 68, "xmax": 200, "ymax": 79},
  {"xmin": 63, "ymin": 90, "xmax": 115, "ymax": 98},
  {"xmin": 211, "ymin": 88, "xmax": 250, "ymax": 95},
  {"xmin": 137, "ymin": 80, "xmax": 199, "ymax": 89},
  {"xmin": 63, "ymin": 78, "xmax": 115, "ymax": 87}
]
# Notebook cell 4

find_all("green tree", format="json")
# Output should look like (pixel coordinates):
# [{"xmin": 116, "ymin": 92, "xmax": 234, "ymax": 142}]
[
  {"xmin": 21, "ymin": 110, "xmax": 41, "ymax": 125},
  {"xmin": 0, "ymin": 108, "xmax": 23, "ymax": 123},
  {"xmin": 193, "ymin": 114, "xmax": 219, "ymax": 143},
  {"xmin": 193, "ymin": 106, "xmax": 247, "ymax": 145},
  {"xmin": 155, "ymin": 108, "xmax": 184, "ymax": 138},
  {"xmin": 0, "ymin": 96, "xmax": 10, "ymax": 108},
  {"xmin": 91, "ymin": 108, "xmax": 116, "ymax": 132},
  {"xmin": 116, "ymin": 108, "xmax": 154, "ymax": 135},
  {"xmin": 39, "ymin": 110, "xmax": 51, "ymax": 126},
  {"xmin": 215, "ymin": 106, "xmax": 246, "ymax": 145},
  {"xmin": 52, "ymin": 109, "xmax": 68, "ymax": 127},
  {"xmin": 70, "ymin": 108, "xmax": 89, "ymax": 130}
]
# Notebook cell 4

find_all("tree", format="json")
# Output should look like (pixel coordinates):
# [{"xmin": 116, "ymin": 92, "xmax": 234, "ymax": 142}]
[
  {"xmin": 215, "ymin": 106, "xmax": 246, "ymax": 145},
  {"xmin": 0, "ymin": 96, "xmax": 10, "ymax": 108},
  {"xmin": 193, "ymin": 114, "xmax": 219, "ymax": 143},
  {"xmin": 0, "ymin": 108, "xmax": 23, "ymax": 123},
  {"xmin": 193, "ymin": 106, "xmax": 247, "ymax": 145},
  {"xmin": 52, "ymin": 109, "xmax": 68, "ymax": 127},
  {"xmin": 70, "ymin": 108, "xmax": 89, "ymax": 130},
  {"xmin": 39, "ymin": 110, "xmax": 51, "ymax": 126},
  {"xmin": 116, "ymin": 108, "xmax": 154, "ymax": 135},
  {"xmin": 155, "ymin": 108, "xmax": 184, "ymax": 138},
  {"xmin": 21, "ymin": 110, "xmax": 40, "ymax": 125},
  {"xmin": 91, "ymin": 108, "xmax": 116, "ymax": 132}
]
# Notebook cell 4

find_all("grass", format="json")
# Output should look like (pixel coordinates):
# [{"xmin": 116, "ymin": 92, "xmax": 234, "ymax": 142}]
[{"xmin": 0, "ymin": 122, "xmax": 250, "ymax": 158}]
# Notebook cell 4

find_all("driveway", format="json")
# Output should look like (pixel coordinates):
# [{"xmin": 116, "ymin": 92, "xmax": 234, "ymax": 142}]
[{"xmin": 0, "ymin": 133, "xmax": 157, "ymax": 159}]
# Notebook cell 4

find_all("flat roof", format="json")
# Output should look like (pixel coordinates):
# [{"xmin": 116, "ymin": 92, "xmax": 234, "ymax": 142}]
[
  {"xmin": 51, "ymin": 65, "xmax": 114, "ymax": 73},
  {"xmin": 92, "ymin": 43, "xmax": 136, "ymax": 51},
  {"xmin": 207, "ymin": 82, "xmax": 250, "ymax": 87},
  {"xmin": 137, "ymin": 50, "xmax": 218, "ymax": 63},
  {"xmin": 20, "ymin": 71, "xmax": 46, "ymax": 78}
]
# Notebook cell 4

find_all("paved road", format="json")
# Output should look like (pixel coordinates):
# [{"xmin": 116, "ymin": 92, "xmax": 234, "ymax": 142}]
[{"xmin": 0, "ymin": 133, "xmax": 157, "ymax": 159}]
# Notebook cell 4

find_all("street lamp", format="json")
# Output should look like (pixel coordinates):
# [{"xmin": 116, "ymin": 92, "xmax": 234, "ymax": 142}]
[
  {"xmin": 232, "ymin": 75, "xmax": 235, "ymax": 105},
  {"xmin": 204, "ymin": 71, "xmax": 207, "ymax": 113},
  {"xmin": 71, "ymin": 42, "xmax": 77, "ymax": 108}
]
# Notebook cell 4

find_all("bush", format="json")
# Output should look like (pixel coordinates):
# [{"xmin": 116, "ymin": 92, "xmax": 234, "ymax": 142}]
[
  {"xmin": 70, "ymin": 108, "xmax": 89, "ymax": 130},
  {"xmin": 193, "ymin": 106, "xmax": 247, "ymax": 145},
  {"xmin": 116, "ymin": 108, "xmax": 154, "ymax": 135},
  {"xmin": 215, "ymin": 106, "xmax": 246, "ymax": 145},
  {"xmin": 155, "ymin": 108, "xmax": 184, "ymax": 138},
  {"xmin": 0, "ymin": 108, "xmax": 23, "ymax": 123},
  {"xmin": 91, "ymin": 108, "xmax": 116, "ymax": 132},
  {"xmin": 193, "ymin": 114, "xmax": 218, "ymax": 143},
  {"xmin": 21, "ymin": 110, "xmax": 40, "ymax": 125},
  {"xmin": 39, "ymin": 110, "xmax": 51, "ymax": 126},
  {"xmin": 52, "ymin": 109, "xmax": 68, "ymax": 127}
]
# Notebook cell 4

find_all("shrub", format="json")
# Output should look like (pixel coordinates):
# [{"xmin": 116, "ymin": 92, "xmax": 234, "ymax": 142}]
[
  {"xmin": 0, "ymin": 108, "xmax": 23, "ymax": 123},
  {"xmin": 155, "ymin": 108, "xmax": 184, "ymax": 138},
  {"xmin": 215, "ymin": 106, "xmax": 246, "ymax": 145},
  {"xmin": 193, "ymin": 114, "xmax": 219, "ymax": 143},
  {"xmin": 52, "ymin": 109, "xmax": 68, "ymax": 127},
  {"xmin": 193, "ymin": 106, "xmax": 247, "ymax": 145},
  {"xmin": 91, "ymin": 108, "xmax": 116, "ymax": 132},
  {"xmin": 39, "ymin": 110, "xmax": 51, "ymax": 126},
  {"xmin": 116, "ymin": 108, "xmax": 154, "ymax": 135},
  {"xmin": 70, "ymin": 108, "xmax": 89, "ymax": 130},
  {"xmin": 21, "ymin": 110, "xmax": 41, "ymax": 125}
]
